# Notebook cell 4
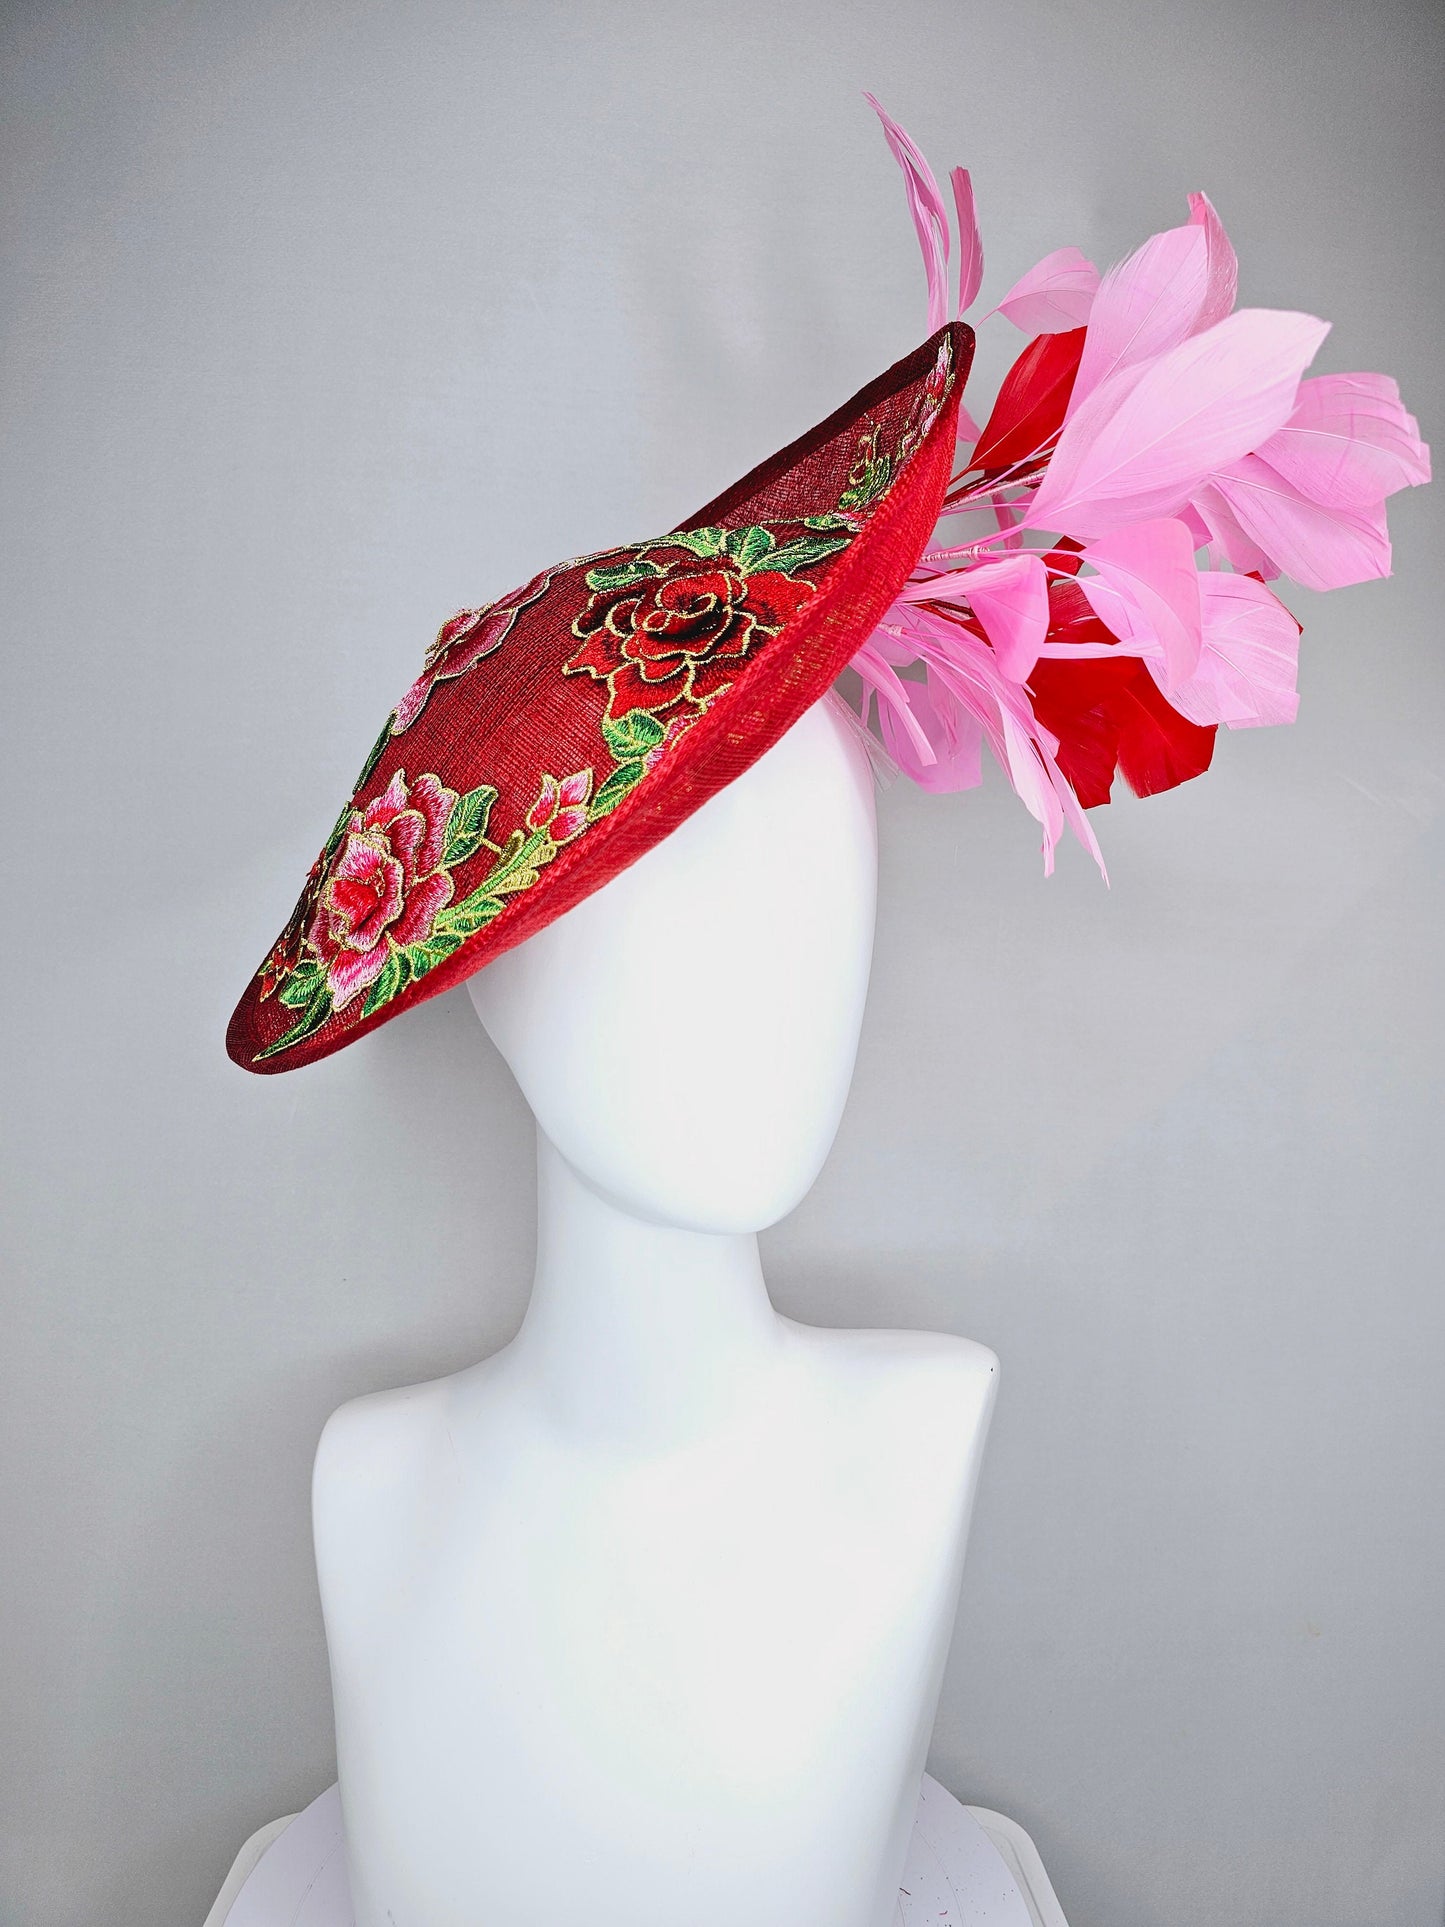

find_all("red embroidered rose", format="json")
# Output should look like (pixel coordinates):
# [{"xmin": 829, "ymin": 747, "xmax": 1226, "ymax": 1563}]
[
  {"xmin": 307, "ymin": 770, "xmax": 457, "ymax": 1009},
  {"xmin": 567, "ymin": 545, "xmax": 817, "ymax": 718},
  {"xmin": 525, "ymin": 768, "xmax": 593, "ymax": 843},
  {"xmin": 393, "ymin": 565, "xmax": 554, "ymax": 733}
]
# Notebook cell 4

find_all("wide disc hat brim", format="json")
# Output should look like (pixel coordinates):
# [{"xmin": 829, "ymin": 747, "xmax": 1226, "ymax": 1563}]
[{"xmin": 227, "ymin": 322, "xmax": 970, "ymax": 1074}]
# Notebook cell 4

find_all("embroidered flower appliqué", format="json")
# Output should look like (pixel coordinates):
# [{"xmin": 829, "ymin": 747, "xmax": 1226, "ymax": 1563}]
[
  {"xmin": 393, "ymin": 564, "xmax": 555, "ymax": 733},
  {"xmin": 565, "ymin": 523, "xmax": 850, "ymax": 719},
  {"xmin": 307, "ymin": 770, "xmax": 458, "ymax": 1011}
]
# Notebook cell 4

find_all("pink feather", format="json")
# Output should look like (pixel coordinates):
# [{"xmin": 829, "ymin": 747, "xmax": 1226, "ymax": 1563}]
[
  {"xmin": 901, "ymin": 552, "xmax": 1050, "ymax": 681},
  {"xmin": 989, "ymin": 246, "xmax": 1100, "ymax": 334},
  {"xmin": 1208, "ymin": 451, "xmax": 1392, "ymax": 591},
  {"xmin": 1187, "ymin": 192, "xmax": 1239, "ymax": 333},
  {"xmin": 850, "ymin": 638, "xmax": 937, "ymax": 767},
  {"xmin": 1190, "ymin": 482, "xmax": 1277, "ymax": 576},
  {"xmin": 1078, "ymin": 517, "xmax": 1204, "ymax": 689},
  {"xmin": 887, "ymin": 604, "xmax": 1106, "ymax": 874},
  {"xmin": 999, "ymin": 705, "xmax": 1065, "ymax": 862},
  {"xmin": 904, "ymin": 670, "xmax": 986, "ymax": 792},
  {"xmin": 926, "ymin": 624, "xmax": 1101, "ymax": 875},
  {"xmin": 1177, "ymin": 503, "xmax": 1215, "ymax": 550},
  {"xmin": 1027, "ymin": 307, "xmax": 1331, "ymax": 539},
  {"xmin": 867, "ymin": 94, "xmax": 950, "ymax": 333},
  {"xmin": 950, "ymin": 166, "xmax": 984, "ymax": 314},
  {"xmin": 1067, "ymin": 225, "xmax": 1209, "ymax": 416},
  {"xmin": 1253, "ymin": 372, "xmax": 1431, "ymax": 510},
  {"xmin": 1163, "ymin": 573, "xmax": 1300, "ymax": 729},
  {"xmin": 965, "ymin": 554, "xmax": 1051, "ymax": 680}
]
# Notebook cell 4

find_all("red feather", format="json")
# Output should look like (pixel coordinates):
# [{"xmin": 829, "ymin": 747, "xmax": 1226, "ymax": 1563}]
[
  {"xmin": 1028, "ymin": 654, "xmax": 1216, "ymax": 806},
  {"xmin": 970, "ymin": 329, "xmax": 1087, "ymax": 472},
  {"xmin": 1042, "ymin": 536, "xmax": 1086, "ymax": 577},
  {"xmin": 1045, "ymin": 574, "xmax": 1114, "ymax": 643}
]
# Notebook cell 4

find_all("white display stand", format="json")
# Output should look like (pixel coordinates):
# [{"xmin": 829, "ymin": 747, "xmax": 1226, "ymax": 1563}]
[{"xmin": 204, "ymin": 1774, "xmax": 1069, "ymax": 1927}]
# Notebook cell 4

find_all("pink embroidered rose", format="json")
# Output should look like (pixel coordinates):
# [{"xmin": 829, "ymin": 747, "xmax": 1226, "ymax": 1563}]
[
  {"xmin": 525, "ymin": 768, "xmax": 593, "ymax": 843},
  {"xmin": 392, "ymin": 566, "xmax": 554, "ymax": 733},
  {"xmin": 307, "ymin": 770, "xmax": 457, "ymax": 1009}
]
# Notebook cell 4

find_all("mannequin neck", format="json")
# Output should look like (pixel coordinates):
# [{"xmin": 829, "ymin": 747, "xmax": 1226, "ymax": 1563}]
[{"xmin": 506, "ymin": 1130, "xmax": 782, "ymax": 1444}]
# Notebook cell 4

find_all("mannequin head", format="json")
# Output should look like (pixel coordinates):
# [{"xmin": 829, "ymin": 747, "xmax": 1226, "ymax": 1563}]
[{"xmin": 466, "ymin": 697, "xmax": 877, "ymax": 1234}]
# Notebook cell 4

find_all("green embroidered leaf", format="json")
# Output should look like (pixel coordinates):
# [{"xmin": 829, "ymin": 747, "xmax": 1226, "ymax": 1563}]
[
  {"xmin": 444, "ymin": 783, "xmax": 499, "ymax": 864},
  {"xmin": 724, "ymin": 525, "xmax": 777, "ymax": 572},
  {"xmin": 362, "ymin": 944, "xmax": 405, "ymax": 1017},
  {"xmin": 473, "ymin": 827, "xmax": 525, "ymax": 890},
  {"xmin": 590, "ymin": 759, "xmax": 647, "ymax": 819},
  {"xmin": 402, "ymin": 933, "xmax": 464, "ymax": 979},
  {"xmin": 433, "ymin": 890, "xmax": 505, "ymax": 941},
  {"xmin": 426, "ymin": 830, "xmax": 559, "ymax": 946},
  {"xmin": 760, "ymin": 533, "xmax": 851, "ymax": 577},
  {"xmin": 802, "ymin": 512, "xmax": 854, "ymax": 530},
  {"xmin": 838, "ymin": 452, "xmax": 892, "ymax": 513},
  {"xmin": 601, "ymin": 709, "xmax": 667, "ymax": 762},
  {"xmin": 584, "ymin": 557, "xmax": 662, "ymax": 593},
  {"xmin": 355, "ymin": 713, "xmax": 395, "ymax": 783},
  {"xmin": 255, "ymin": 977, "xmax": 332, "ymax": 1060},
  {"xmin": 661, "ymin": 526, "xmax": 728, "ymax": 561},
  {"xmin": 277, "ymin": 961, "xmax": 324, "ymax": 1010},
  {"xmin": 488, "ymin": 829, "xmax": 556, "ymax": 896},
  {"xmin": 318, "ymin": 788, "xmax": 359, "ymax": 863}
]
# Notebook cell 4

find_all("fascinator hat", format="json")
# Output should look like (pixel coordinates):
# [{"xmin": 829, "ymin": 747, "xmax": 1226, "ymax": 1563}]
[{"xmin": 228, "ymin": 99, "xmax": 1427, "ymax": 1074}]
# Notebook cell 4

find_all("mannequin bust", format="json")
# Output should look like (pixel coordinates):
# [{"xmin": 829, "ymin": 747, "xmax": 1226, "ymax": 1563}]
[{"xmin": 312, "ymin": 696, "xmax": 998, "ymax": 1927}]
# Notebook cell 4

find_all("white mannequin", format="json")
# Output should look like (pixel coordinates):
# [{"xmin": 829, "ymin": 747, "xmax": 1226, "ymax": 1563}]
[{"xmin": 312, "ymin": 697, "xmax": 998, "ymax": 1927}]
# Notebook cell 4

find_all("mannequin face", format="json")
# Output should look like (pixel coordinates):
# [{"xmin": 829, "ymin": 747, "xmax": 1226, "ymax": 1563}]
[{"xmin": 466, "ymin": 698, "xmax": 877, "ymax": 1234}]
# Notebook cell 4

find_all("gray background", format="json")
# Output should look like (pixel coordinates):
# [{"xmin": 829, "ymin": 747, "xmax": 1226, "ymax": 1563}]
[{"xmin": 2, "ymin": 1, "xmax": 1441, "ymax": 1922}]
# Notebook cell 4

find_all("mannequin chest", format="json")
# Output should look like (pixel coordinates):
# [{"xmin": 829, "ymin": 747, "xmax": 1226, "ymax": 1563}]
[{"xmin": 313, "ymin": 1329, "xmax": 995, "ymax": 1927}]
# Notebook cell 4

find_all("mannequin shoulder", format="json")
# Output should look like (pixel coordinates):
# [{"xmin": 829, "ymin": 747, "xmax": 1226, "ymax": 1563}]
[
  {"xmin": 857, "ymin": 1327, "xmax": 999, "ymax": 1432},
  {"xmin": 784, "ymin": 1321, "xmax": 999, "ymax": 1461},
  {"xmin": 312, "ymin": 1378, "xmax": 451, "ymax": 1530}
]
